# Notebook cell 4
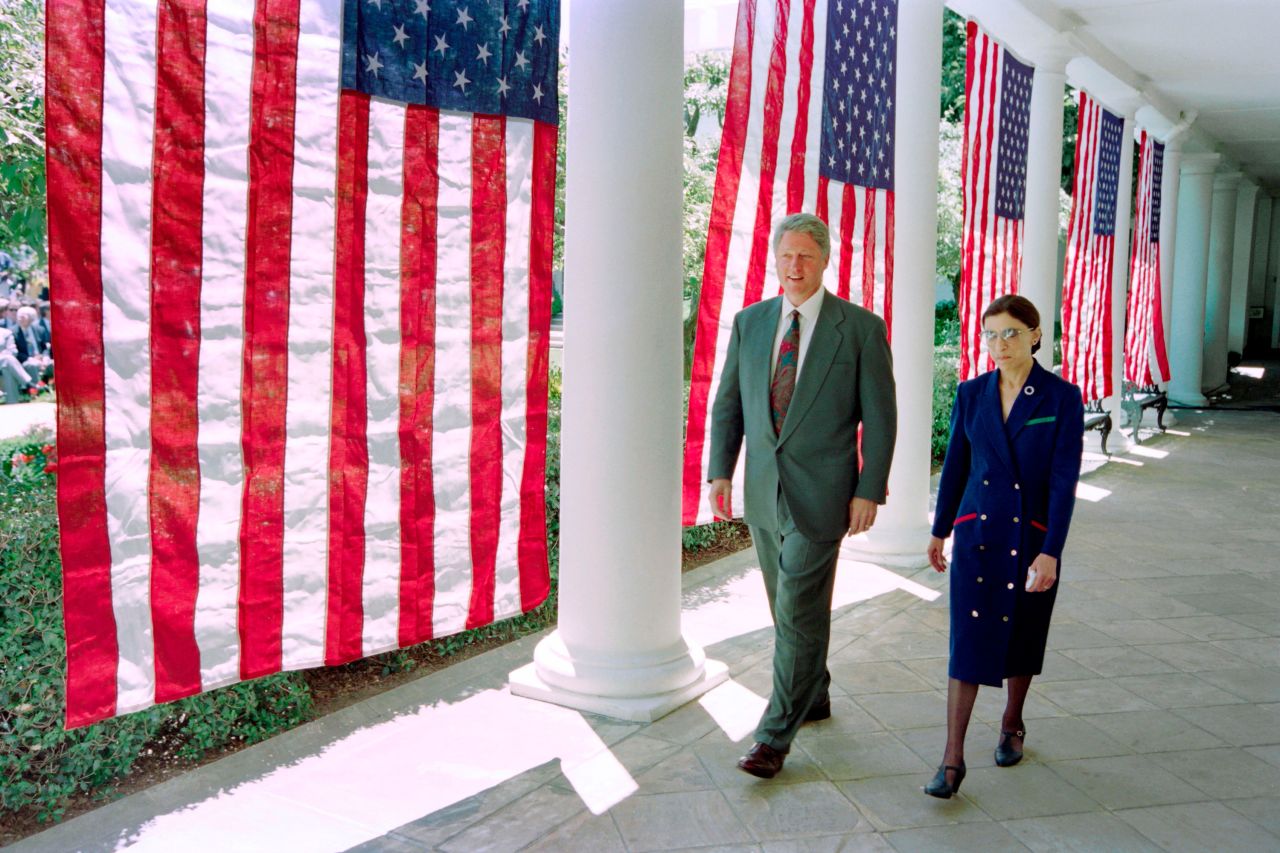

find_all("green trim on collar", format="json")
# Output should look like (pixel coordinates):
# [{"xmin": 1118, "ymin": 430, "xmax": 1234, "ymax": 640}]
[{"xmin": 1025, "ymin": 416, "xmax": 1056, "ymax": 426}]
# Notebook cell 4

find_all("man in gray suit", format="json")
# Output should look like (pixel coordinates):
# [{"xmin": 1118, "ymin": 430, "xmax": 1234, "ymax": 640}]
[{"xmin": 709, "ymin": 212, "xmax": 897, "ymax": 777}]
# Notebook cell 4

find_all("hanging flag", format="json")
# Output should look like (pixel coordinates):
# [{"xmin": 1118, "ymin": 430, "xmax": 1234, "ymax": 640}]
[
  {"xmin": 682, "ymin": 0, "xmax": 899, "ymax": 526},
  {"xmin": 1124, "ymin": 131, "xmax": 1171, "ymax": 387},
  {"xmin": 958, "ymin": 21, "xmax": 1033, "ymax": 381},
  {"xmin": 1061, "ymin": 91, "xmax": 1122, "ymax": 403},
  {"xmin": 46, "ymin": 0, "xmax": 557, "ymax": 729}
]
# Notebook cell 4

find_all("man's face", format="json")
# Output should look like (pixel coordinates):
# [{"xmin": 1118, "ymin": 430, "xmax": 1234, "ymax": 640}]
[
  {"xmin": 17, "ymin": 313, "xmax": 31, "ymax": 329},
  {"xmin": 774, "ymin": 230, "xmax": 827, "ymax": 306}
]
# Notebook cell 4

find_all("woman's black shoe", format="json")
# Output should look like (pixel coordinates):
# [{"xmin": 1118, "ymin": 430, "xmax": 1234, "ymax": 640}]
[
  {"xmin": 923, "ymin": 761, "xmax": 966, "ymax": 798},
  {"xmin": 995, "ymin": 728, "xmax": 1025, "ymax": 767}
]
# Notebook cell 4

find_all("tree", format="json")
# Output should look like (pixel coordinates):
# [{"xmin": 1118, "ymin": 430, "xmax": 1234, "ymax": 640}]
[{"xmin": 0, "ymin": 0, "xmax": 44, "ymax": 262}]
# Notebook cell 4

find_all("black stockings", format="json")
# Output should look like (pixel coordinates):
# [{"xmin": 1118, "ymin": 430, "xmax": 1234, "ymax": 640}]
[{"xmin": 943, "ymin": 675, "xmax": 1033, "ymax": 769}]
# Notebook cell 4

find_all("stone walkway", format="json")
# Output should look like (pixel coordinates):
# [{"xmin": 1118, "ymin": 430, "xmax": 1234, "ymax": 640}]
[{"xmin": 11, "ymin": 403, "xmax": 1280, "ymax": 852}]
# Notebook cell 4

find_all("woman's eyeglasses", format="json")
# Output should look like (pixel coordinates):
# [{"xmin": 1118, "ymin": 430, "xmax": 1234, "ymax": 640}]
[{"xmin": 980, "ymin": 327, "xmax": 1038, "ymax": 343}]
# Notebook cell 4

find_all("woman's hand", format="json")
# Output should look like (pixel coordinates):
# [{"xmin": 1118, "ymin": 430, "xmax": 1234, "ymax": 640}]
[
  {"xmin": 1026, "ymin": 554, "xmax": 1058, "ymax": 592},
  {"xmin": 927, "ymin": 536, "xmax": 948, "ymax": 573}
]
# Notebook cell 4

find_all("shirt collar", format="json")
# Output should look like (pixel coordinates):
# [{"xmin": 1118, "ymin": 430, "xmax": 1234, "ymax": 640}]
[{"xmin": 781, "ymin": 285, "xmax": 825, "ymax": 325}]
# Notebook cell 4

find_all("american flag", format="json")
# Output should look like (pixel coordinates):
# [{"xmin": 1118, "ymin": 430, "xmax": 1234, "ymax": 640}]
[
  {"xmin": 1061, "ymin": 91, "xmax": 1123, "ymax": 403},
  {"xmin": 682, "ymin": 0, "xmax": 898, "ymax": 525},
  {"xmin": 1124, "ymin": 131, "xmax": 1172, "ymax": 386},
  {"xmin": 958, "ymin": 21, "xmax": 1033, "ymax": 380},
  {"xmin": 46, "ymin": 0, "xmax": 557, "ymax": 729}
]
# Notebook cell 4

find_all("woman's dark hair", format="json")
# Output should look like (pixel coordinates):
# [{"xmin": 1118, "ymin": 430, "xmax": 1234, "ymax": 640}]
[{"xmin": 982, "ymin": 294, "xmax": 1042, "ymax": 354}]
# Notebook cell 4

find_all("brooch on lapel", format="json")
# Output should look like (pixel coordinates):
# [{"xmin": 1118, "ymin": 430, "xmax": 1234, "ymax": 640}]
[{"xmin": 1023, "ymin": 385, "xmax": 1035, "ymax": 396}]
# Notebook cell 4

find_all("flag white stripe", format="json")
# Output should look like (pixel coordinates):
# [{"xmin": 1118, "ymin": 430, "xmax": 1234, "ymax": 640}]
[
  {"xmin": 279, "ymin": 1, "xmax": 341, "ymax": 671},
  {"xmin": 823, "ymin": 178, "xmax": 842, "ymax": 293},
  {"xmin": 771, "ymin": 0, "xmax": 803, "ymax": 229},
  {"xmin": 800, "ymin": 6, "xmax": 828, "ymax": 216},
  {"xmin": 495, "ymin": 120, "xmax": 536, "ymax": 620},
  {"xmin": 360, "ymin": 99, "xmax": 407, "ymax": 656},
  {"xmin": 194, "ymin": 0, "xmax": 254, "ymax": 690},
  {"xmin": 431, "ymin": 114, "xmax": 475, "ymax": 638},
  {"xmin": 101, "ymin": 0, "xmax": 158, "ymax": 715}
]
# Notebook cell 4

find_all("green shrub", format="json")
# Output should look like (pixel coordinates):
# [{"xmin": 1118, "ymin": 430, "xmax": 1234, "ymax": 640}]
[{"xmin": 932, "ymin": 302, "xmax": 960, "ymax": 469}]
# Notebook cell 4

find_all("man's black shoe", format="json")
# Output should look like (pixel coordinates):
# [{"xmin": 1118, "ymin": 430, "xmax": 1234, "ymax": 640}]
[
  {"xmin": 803, "ymin": 697, "xmax": 832, "ymax": 723},
  {"xmin": 737, "ymin": 742, "xmax": 787, "ymax": 778}
]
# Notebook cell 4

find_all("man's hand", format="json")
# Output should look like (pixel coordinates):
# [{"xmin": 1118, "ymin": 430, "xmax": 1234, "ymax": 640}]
[
  {"xmin": 709, "ymin": 479, "xmax": 734, "ymax": 521},
  {"xmin": 1025, "ymin": 553, "xmax": 1058, "ymax": 593},
  {"xmin": 927, "ymin": 536, "xmax": 948, "ymax": 572},
  {"xmin": 847, "ymin": 497, "xmax": 877, "ymax": 536}
]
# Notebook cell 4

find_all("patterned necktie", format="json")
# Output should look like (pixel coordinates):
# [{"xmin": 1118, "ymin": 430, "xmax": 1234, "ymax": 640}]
[{"xmin": 770, "ymin": 310, "xmax": 800, "ymax": 435}]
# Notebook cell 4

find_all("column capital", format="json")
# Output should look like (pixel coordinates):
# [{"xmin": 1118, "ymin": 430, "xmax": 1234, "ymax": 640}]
[
  {"xmin": 1213, "ymin": 171, "xmax": 1244, "ymax": 191},
  {"xmin": 1180, "ymin": 152, "xmax": 1222, "ymax": 175}
]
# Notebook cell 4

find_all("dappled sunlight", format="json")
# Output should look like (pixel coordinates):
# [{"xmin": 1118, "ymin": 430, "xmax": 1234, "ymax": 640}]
[
  {"xmin": 1234, "ymin": 365, "xmax": 1265, "ymax": 379},
  {"xmin": 111, "ymin": 688, "xmax": 635, "ymax": 851},
  {"xmin": 1128, "ymin": 444, "xmax": 1169, "ymax": 459},
  {"xmin": 698, "ymin": 678, "xmax": 769, "ymax": 742},
  {"xmin": 1105, "ymin": 454, "xmax": 1144, "ymax": 467},
  {"xmin": 1076, "ymin": 482, "xmax": 1112, "ymax": 502}
]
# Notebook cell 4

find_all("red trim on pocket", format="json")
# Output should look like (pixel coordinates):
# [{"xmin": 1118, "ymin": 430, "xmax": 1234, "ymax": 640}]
[
  {"xmin": 1030, "ymin": 520, "xmax": 1048, "ymax": 532},
  {"xmin": 954, "ymin": 512, "xmax": 978, "ymax": 526}
]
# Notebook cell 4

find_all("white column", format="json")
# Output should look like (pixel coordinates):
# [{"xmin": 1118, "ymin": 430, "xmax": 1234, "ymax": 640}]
[
  {"xmin": 1157, "ymin": 139, "xmax": 1183, "ymax": 388},
  {"xmin": 1103, "ymin": 107, "xmax": 1137, "ymax": 446},
  {"xmin": 1022, "ymin": 59, "xmax": 1068, "ymax": 369},
  {"xmin": 1228, "ymin": 180, "xmax": 1259, "ymax": 355},
  {"xmin": 1270, "ymin": 198, "xmax": 1280, "ymax": 348},
  {"xmin": 1202, "ymin": 171, "xmax": 1241, "ymax": 392},
  {"xmin": 1167, "ymin": 153, "xmax": 1220, "ymax": 406},
  {"xmin": 847, "ymin": 0, "xmax": 943, "ymax": 568},
  {"xmin": 1248, "ymin": 194, "xmax": 1273, "ymax": 353},
  {"xmin": 510, "ymin": 0, "xmax": 726, "ymax": 721}
]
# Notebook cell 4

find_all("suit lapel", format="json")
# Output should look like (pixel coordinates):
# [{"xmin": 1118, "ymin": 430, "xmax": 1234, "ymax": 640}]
[
  {"xmin": 980, "ymin": 370, "xmax": 1018, "ymax": 476},
  {"xmin": 1004, "ymin": 361, "xmax": 1049, "ymax": 438},
  {"xmin": 777, "ymin": 295, "xmax": 843, "ymax": 446},
  {"xmin": 746, "ymin": 297, "xmax": 782, "ymax": 437}
]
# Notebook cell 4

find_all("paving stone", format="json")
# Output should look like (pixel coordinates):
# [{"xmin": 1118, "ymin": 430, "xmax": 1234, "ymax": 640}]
[
  {"xmin": 957, "ymin": 764, "xmax": 1099, "ymax": 820},
  {"xmin": 1174, "ymin": 666, "xmax": 1280, "ymax": 703},
  {"xmin": 388, "ymin": 762, "xmax": 562, "ymax": 848},
  {"xmin": 1222, "ymin": 796, "xmax": 1280, "ymax": 838},
  {"xmin": 1170, "ymin": 592, "xmax": 1280, "ymax": 616},
  {"xmin": 437, "ymin": 785, "xmax": 588, "ymax": 852},
  {"xmin": 1032, "ymin": 681, "xmax": 1156, "ymax": 715},
  {"xmin": 721, "ymin": 780, "xmax": 867, "ymax": 840},
  {"xmin": 836, "ymin": 775, "xmax": 990, "ymax": 832},
  {"xmin": 1041, "ymin": 622, "xmax": 1123, "ymax": 649},
  {"xmin": 1138, "ymin": 641, "xmax": 1253, "ymax": 673},
  {"xmin": 347, "ymin": 834, "xmax": 434, "ymax": 852},
  {"xmin": 1115, "ymin": 801, "xmax": 1280, "ymax": 853},
  {"xmin": 1110, "ymin": 673, "xmax": 1246, "ymax": 709},
  {"xmin": 797, "ymin": 732, "xmax": 931, "ymax": 781},
  {"xmin": 1007, "ymin": 716, "xmax": 1130, "ymax": 762},
  {"xmin": 522, "ymin": 809, "xmax": 627, "ymax": 853},
  {"xmin": 762, "ymin": 834, "xmax": 895, "ymax": 852},
  {"xmin": 1078, "ymin": 619, "xmax": 1192, "ymax": 645},
  {"xmin": 1171, "ymin": 702, "xmax": 1280, "ymax": 747},
  {"xmin": 1211, "ymin": 637, "xmax": 1280, "ymax": 668},
  {"xmin": 1225, "ymin": 610, "xmax": 1280, "ymax": 634},
  {"xmin": 838, "ymin": 632, "xmax": 948, "ymax": 663},
  {"xmin": 633, "ymin": 745, "xmax": 719, "ymax": 794},
  {"xmin": 1047, "ymin": 755, "xmax": 1205, "ymax": 810},
  {"xmin": 790, "ymin": 695, "xmax": 886, "ymax": 736},
  {"xmin": 881, "ymin": 821, "xmax": 1027, "ymax": 852},
  {"xmin": 642, "ymin": 697, "xmax": 721, "ymax": 745},
  {"xmin": 1003, "ymin": 811, "xmax": 1161, "ymax": 852},
  {"xmin": 892, "ymin": 721, "xmax": 998, "ymax": 769},
  {"xmin": 1245, "ymin": 744, "xmax": 1280, "ymax": 769},
  {"xmin": 1077, "ymin": 709, "xmax": 1225, "ymax": 754},
  {"xmin": 1157, "ymin": 615, "xmax": 1265, "ymax": 641},
  {"xmin": 1146, "ymin": 747, "xmax": 1280, "ymax": 800},
  {"xmin": 972, "ymin": 684, "xmax": 1069, "ymax": 724},
  {"xmin": 1032, "ymin": 650, "xmax": 1098, "ymax": 683},
  {"xmin": 827, "ymin": 660, "xmax": 933, "ymax": 695},
  {"xmin": 609, "ymin": 790, "xmax": 753, "ymax": 851},
  {"xmin": 693, "ymin": 735, "xmax": 827, "ymax": 788},
  {"xmin": 1057, "ymin": 646, "xmax": 1179, "ymax": 678},
  {"xmin": 855, "ymin": 691, "xmax": 948, "ymax": 730},
  {"xmin": 900, "ymin": 656, "xmax": 949, "ymax": 685}
]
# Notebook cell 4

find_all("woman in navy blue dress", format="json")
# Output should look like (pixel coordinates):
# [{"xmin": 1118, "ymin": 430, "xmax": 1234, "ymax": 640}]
[{"xmin": 923, "ymin": 295, "xmax": 1084, "ymax": 798}]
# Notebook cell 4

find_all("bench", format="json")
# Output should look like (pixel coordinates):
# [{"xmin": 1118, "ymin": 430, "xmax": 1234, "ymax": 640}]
[
  {"xmin": 1121, "ymin": 381, "xmax": 1167, "ymax": 443},
  {"xmin": 1084, "ymin": 399, "xmax": 1112, "ymax": 455}
]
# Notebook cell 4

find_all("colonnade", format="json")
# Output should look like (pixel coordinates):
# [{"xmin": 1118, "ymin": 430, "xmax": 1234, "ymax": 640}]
[{"xmin": 512, "ymin": 0, "xmax": 1279, "ymax": 719}]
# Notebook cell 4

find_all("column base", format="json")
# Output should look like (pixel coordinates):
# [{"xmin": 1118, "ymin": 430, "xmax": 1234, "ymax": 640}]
[
  {"xmin": 842, "ymin": 521, "xmax": 932, "ymax": 569},
  {"xmin": 1168, "ymin": 389, "xmax": 1209, "ymax": 407},
  {"xmin": 509, "ymin": 630, "xmax": 729, "ymax": 722}
]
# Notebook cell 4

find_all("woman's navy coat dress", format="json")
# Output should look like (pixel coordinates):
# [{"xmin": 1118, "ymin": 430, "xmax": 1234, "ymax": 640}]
[{"xmin": 931, "ymin": 360, "xmax": 1085, "ymax": 687}]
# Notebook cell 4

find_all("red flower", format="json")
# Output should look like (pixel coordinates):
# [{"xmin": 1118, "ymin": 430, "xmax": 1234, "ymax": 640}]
[
  {"xmin": 41, "ymin": 444, "xmax": 55, "ymax": 455},
  {"xmin": 44, "ymin": 462, "xmax": 58, "ymax": 474},
  {"xmin": 18, "ymin": 454, "xmax": 34, "ymax": 464}
]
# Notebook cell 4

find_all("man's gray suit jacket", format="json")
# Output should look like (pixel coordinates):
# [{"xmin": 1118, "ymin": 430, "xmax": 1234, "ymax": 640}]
[{"xmin": 708, "ymin": 292, "xmax": 897, "ymax": 542}]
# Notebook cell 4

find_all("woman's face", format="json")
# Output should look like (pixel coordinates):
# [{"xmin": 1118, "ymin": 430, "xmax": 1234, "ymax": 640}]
[{"xmin": 982, "ymin": 312, "xmax": 1040, "ymax": 372}]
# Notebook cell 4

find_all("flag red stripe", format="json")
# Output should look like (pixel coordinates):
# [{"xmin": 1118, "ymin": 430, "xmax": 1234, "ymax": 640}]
[
  {"xmin": 518, "ymin": 120, "xmax": 556, "ymax": 611},
  {"xmin": 974, "ymin": 40, "xmax": 998, "ymax": 351},
  {"xmin": 397, "ymin": 106, "xmax": 440, "ymax": 646},
  {"xmin": 815, "ymin": 174, "xmax": 829, "ymax": 223},
  {"xmin": 467, "ymin": 116, "xmax": 506, "ymax": 630},
  {"xmin": 742, "ymin": 0, "xmax": 791, "ymax": 307},
  {"xmin": 861, "ymin": 186, "xmax": 875, "ymax": 309},
  {"xmin": 238, "ymin": 0, "xmax": 300, "ymax": 679},
  {"xmin": 325, "ymin": 90, "xmax": 371, "ymax": 666},
  {"xmin": 838, "ymin": 183, "xmax": 855, "ymax": 301},
  {"xmin": 959, "ymin": 26, "xmax": 988, "ymax": 379},
  {"xmin": 682, "ymin": 0, "xmax": 756, "ymax": 524},
  {"xmin": 785, "ymin": 0, "xmax": 817, "ymax": 214},
  {"xmin": 149, "ymin": 0, "xmax": 208, "ymax": 703},
  {"xmin": 47, "ymin": 0, "xmax": 117, "ymax": 729},
  {"xmin": 884, "ymin": 191, "xmax": 894, "ymax": 340}
]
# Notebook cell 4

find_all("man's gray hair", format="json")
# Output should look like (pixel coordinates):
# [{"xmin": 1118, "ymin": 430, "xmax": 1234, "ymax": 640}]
[
  {"xmin": 16, "ymin": 306, "xmax": 38, "ymax": 323},
  {"xmin": 772, "ymin": 212, "xmax": 831, "ymax": 261}
]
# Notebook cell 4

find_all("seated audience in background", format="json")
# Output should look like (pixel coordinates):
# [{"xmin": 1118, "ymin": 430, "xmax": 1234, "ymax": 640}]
[
  {"xmin": 14, "ymin": 306, "xmax": 52, "ymax": 385},
  {"xmin": 0, "ymin": 325, "xmax": 39, "ymax": 404},
  {"xmin": 1, "ymin": 300, "xmax": 19, "ymax": 331}
]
